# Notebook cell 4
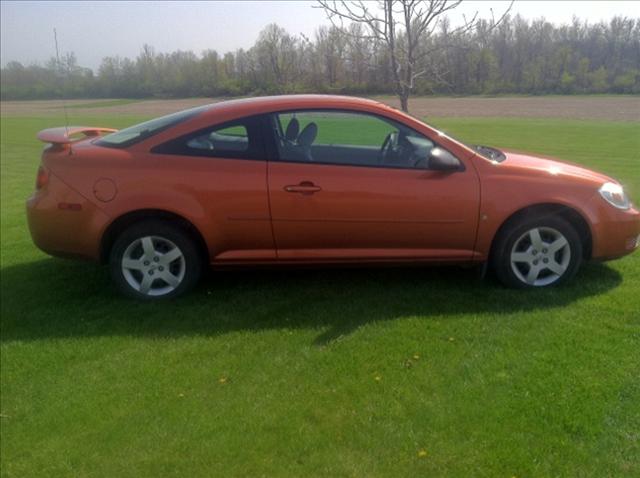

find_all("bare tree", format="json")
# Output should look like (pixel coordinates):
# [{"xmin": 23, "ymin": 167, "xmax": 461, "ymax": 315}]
[
  {"xmin": 316, "ymin": 0, "xmax": 512, "ymax": 112},
  {"xmin": 252, "ymin": 24, "xmax": 300, "ymax": 92}
]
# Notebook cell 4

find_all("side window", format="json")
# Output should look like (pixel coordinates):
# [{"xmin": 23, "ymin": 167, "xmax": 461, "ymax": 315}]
[
  {"xmin": 271, "ymin": 110, "xmax": 437, "ymax": 169},
  {"xmin": 153, "ymin": 116, "xmax": 264, "ymax": 160}
]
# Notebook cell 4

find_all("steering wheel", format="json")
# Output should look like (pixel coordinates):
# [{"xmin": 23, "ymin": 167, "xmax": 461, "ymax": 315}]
[{"xmin": 379, "ymin": 132, "xmax": 399, "ymax": 164}]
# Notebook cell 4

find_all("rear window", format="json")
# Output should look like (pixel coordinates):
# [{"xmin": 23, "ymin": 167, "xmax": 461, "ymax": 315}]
[{"xmin": 96, "ymin": 105, "xmax": 209, "ymax": 148}]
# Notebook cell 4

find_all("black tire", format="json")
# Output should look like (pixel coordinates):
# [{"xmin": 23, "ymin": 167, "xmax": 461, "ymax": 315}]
[
  {"xmin": 491, "ymin": 215, "xmax": 583, "ymax": 288},
  {"xmin": 109, "ymin": 220, "xmax": 202, "ymax": 300}
]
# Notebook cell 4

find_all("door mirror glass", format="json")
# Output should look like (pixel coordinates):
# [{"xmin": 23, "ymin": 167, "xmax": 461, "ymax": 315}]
[{"xmin": 428, "ymin": 147, "xmax": 462, "ymax": 171}]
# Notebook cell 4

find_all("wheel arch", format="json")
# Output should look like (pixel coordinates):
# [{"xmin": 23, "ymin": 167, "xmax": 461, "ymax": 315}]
[
  {"xmin": 100, "ymin": 209, "xmax": 209, "ymax": 264},
  {"xmin": 490, "ymin": 203, "xmax": 593, "ymax": 261}
]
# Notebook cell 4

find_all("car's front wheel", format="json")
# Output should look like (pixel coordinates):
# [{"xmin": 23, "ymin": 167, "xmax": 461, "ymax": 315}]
[
  {"xmin": 492, "ymin": 215, "xmax": 583, "ymax": 288},
  {"xmin": 109, "ymin": 220, "xmax": 202, "ymax": 299}
]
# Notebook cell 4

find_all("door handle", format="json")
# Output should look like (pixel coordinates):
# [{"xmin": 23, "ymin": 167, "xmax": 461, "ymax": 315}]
[{"xmin": 284, "ymin": 181, "xmax": 322, "ymax": 195}]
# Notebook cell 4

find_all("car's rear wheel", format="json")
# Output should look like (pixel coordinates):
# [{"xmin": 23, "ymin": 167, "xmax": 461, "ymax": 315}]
[
  {"xmin": 492, "ymin": 215, "xmax": 582, "ymax": 288},
  {"xmin": 109, "ymin": 220, "xmax": 202, "ymax": 299}
]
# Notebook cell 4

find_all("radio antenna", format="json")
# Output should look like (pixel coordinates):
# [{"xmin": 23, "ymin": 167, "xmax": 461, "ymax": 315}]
[{"xmin": 53, "ymin": 28, "xmax": 70, "ymax": 142}]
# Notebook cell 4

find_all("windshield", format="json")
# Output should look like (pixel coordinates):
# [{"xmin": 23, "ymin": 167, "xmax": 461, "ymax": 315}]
[
  {"xmin": 96, "ymin": 105, "xmax": 209, "ymax": 148},
  {"xmin": 426, "ymin": 122, "xmax": 507, "ymax": 163}
]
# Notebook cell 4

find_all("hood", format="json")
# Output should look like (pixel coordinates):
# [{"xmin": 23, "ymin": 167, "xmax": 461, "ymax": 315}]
[{"xmin": 497, "ymin": 149, "xmax": 615, "ymax": 187}]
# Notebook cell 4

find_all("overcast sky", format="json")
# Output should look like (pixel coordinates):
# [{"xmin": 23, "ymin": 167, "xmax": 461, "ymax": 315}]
[{"xmin": 2, "ymin": 1, "xmax": 639, "ymax": 70}]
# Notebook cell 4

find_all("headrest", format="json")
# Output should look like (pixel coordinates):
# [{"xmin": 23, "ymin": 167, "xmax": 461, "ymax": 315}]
[
  {"xmin": 297, "ymin": 122, "xmax": 318, "ymax": 147},
  {"xmin": 284, "ymin": 118, "xmax": 300, "ymax": 141}
]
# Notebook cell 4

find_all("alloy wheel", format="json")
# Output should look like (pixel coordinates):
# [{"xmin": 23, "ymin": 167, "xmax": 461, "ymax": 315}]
[
  {"xmin": 121, "ymin": 235, "xmax": 186, "ymax": 296},
  {"xmin": 510, "ymin": 227, "xmax": 571, "ymax": 286}
]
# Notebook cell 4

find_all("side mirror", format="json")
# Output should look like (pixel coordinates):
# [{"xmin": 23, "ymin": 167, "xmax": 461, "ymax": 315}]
[{"xmin": 428, "ymin": 147, "xmax": 462, "ymax": 171}]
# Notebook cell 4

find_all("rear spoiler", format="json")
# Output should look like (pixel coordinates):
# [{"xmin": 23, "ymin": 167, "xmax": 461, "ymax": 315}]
[{"xmin": 37, "ymin": 126, "xmax": 117, "ymax": 145}]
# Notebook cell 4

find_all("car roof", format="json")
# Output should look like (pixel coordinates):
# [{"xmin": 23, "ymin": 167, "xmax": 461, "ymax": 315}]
[
  {"xmin": 196, "ymin": 94, "xmax": 395, "ymax": 120},
  {"xmin": 208, "ymin": 94, "xmax": 386, "ymax": 109}
]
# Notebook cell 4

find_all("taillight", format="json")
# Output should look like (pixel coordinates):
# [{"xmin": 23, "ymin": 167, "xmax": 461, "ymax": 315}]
[{"xmin": 36, "ymin": 165, "xmax": 49, "ymax": 190}]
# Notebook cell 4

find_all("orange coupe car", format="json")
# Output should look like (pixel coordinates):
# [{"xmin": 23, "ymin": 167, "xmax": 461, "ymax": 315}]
[{"xmin": 27, "ymin": 95, "xmax": 639, "ymax": 299}]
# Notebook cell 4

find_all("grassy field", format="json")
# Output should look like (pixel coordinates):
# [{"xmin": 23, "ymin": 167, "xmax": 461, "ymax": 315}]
[{"xmin": 1, "ymin": 107, "xmax": 639, "ymax": 477}]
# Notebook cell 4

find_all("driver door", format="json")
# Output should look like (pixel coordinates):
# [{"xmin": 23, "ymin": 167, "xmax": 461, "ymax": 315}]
[{"xmin": 267, "ymin": 110, "xmax": 480, "ymax": 262}]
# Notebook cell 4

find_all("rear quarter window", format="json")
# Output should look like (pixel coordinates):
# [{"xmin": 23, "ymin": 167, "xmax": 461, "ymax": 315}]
[
  {"xmin": 187, "ymin": 125, "xmax": 249, "ymax": 153},
  {"xmin": 151, "ymin": 115, "xmax": 265, "ymax": 160}
]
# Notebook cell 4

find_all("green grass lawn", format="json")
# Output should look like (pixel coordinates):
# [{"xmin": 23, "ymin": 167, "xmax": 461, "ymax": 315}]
[{"xmin": 1, "ymin": 111, "xmax": 639, "ymax": 477}]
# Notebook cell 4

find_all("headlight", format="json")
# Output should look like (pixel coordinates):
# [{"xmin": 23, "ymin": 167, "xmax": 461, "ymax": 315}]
[{"xmin": 599, "ymin": 182, "xmax": 631, "ymax": 210}]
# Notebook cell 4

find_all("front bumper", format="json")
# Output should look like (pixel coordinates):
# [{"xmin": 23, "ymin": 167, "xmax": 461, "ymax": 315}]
[{"xmin": 588, "ymin": 196, "xmax": 640, "ymax": 260}]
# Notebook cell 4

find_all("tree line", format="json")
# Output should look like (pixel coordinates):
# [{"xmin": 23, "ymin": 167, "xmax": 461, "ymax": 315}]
[{"xmin": 2, "ymin": 15, "xmax": 639, "ymax": 102}]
